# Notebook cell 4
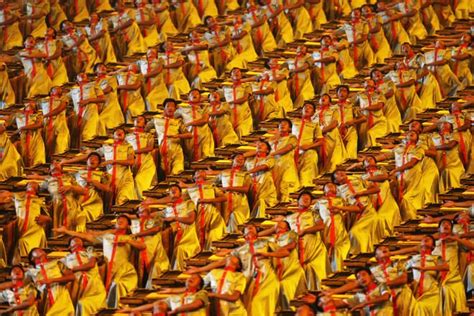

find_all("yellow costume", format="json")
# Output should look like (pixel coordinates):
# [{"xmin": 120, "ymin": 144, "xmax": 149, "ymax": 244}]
[
  {"xmin": 13, "ymin": 193, "xmax": 48, "ymax": 258},
  {"xmin": 153, "ymin": 116, "xmax": 186, "ymax": 175},
  {"xmin": 205, "ymin": 102, "xmax": 239, "ymax": 147},
  {"xmin": 172, "ymin": 0, "xmax": 201, "ymax": 33},
  {"xmin": 18, "ymin": 48, "xmax": 52, "ymax": 98},
  {"xmin": 217, "ymin": 169, "xmax": 251, "ymax": 233},
  {"xmin": 61, "ymin": 250, "xmax": 107, "ymax": 315},
  {"xmin": 99, "ymin": 142, "xmax": 137, "ymax": 205},
  {"xmin": 159, "ymin": 51, "xmax": 191, "ymax": 99},
  {"xmin": 314, "ymin": 106, "xmax": 347, "ymax": 174},
  {"xmin": 286, "ymin": 209, "xmax": 327, "ymax": 290},
  {"xmin": 0, "ymin": 64, "xmax": 15, "ymax": 109},
  {"xmin": 231, "ymin": 239, "xmax": 280, "ymax": 316},
  {"xmin": 292, "ymin": 118, "xmax": 320, "ymax": 186},
  {"xmin": 339, "ymin": 20, "xmax": 374, "ymax": 69},
  {"xmin": 131, "ymin": 216, "xmax": 170, "ymax": 287},
  {"xmin": 165, "ymin": 290, "xmax": 208, "ymax": 316},
  {"xmin": 336, "ymin": 99, "xmax": 358, "ymax": 159},
  {"xmin": 39, "ymin": 95, "xmax": 70, "ymax": 155},
  {"xmin": 450, "ymin": 44, "xmax": 473, "ymax": 87},
  {"xmin": 312, "ymin": 48, "xmax": 341, "ymax": 94},
  {"xmin": 0, "ymin": 283, "xmax": 39, "ymax": 316},
  {"xmin": 184, "ymin": 45, "xmax": 217, "ymax": 88},
  {"xmin": 229, "ymin": 23, "xmax": 259, "ymax": 68},
  {"xmin": 393, "ymin": 142, "xmax": 424, "ymax": 220},
  {"xmin": 266, "ymin": 67, "xmax": 293, "ymax": 113},
  {"xmin": 161, "ymin": 199, "xmax": 200, "ymax": 271},
  {"xmin": 223, "ymin": 83, "xmax": 253, "ymax": 138},
  {"xmin": 204, "ymin": 268, "xmax": 247, "ymax": 316},
  {"xmin": 95, "ymin": 233, "xmax": 138, "ymax": 308},
  {"xmin": 417, "ymin": 133, "xmax": 440, "ymax": 204},
  {"xmin": 27, "ymin": 261, "xmax": 75, "ymax": 316},
  {"xmin": 367, "ymin": 14, "xmax": 392, "ymax": 64},
  {"xmin": 405, "ymin": 253, "xmax": 443, "ymax": 315},
  {"xmin": 25, "ymin": 0, "xmax": 49, "ymax": 38},
  {"xmin": 67, "ymin": 0, "xmax": 89, "ymax": 22},
  {"xmin": 250, "ymin": 80, "xmax": 283, "ymax": 126},
  {"xmin": 111, "ymin": 9, "xmax": 147, "ymax": 57},
  {"xmin": 43, "ymin": 174, "xmax": 86, "ymax": 232},
  {"xmin": 244, "ymin": 8, "xmax": 277, "ymax": 55},
  {"xmin": 288, "ymin": 55, "xmax": 314, "ymax": 109},
  {"xmin": 0, "ymin": 7, "xmax": 23, "ymax": 51},
  {"xmin": 96, "ymin": 75, "xmax": 125, "ymax": 134},
  {"xmin": 70, "ymin": 82, "xmax": 102, "ymax": 141},
  {"xmin": 0, "ymin": 129, "xmax": 22, "ymax": 181},
  {"xmin": 126, "ymin": 131, "xmax": 156, "ymax": 199},
  {"xmin": 116, "ymin": 71, "xmax": 146, "ymax": 122},
  {"xmin": 74, "ymin": 169, "xmax": 106, "ymax": 222},
  {"xmin": 433, "ymin": 132, "xmax": 465, "ymax": 193},
  {"xmin": 316, "ymin": 196, "xmax": 350, "ymax": 273},
  {"xmin": 432, "ymin": 239, "xmax": 468, "ymax": 314},
  {"xmin": 204, "ymin": 27, "xmax": 235, "ymax": 77},
  {"xmin": 269, "ymin": 231, "xmax": 306, "ymax": 309},
  {"xmin": 376, "ymin": 79, "xmax": 401, "ymax": 133},
  {"xmin": 425, "ymin": 48, "xmax": 463, "ymax": 97},
  {"xmin": 134, "ymin": 4, "xmax": 160, "ymax": 48},
  {"xmin": 357, "ymin": 92, "xmax": 388, "ymax": 148},
  {"xmin": 38, "ymin": 38, "xmax": 68, "ymax": 87},
  {"xmin": 16, "ymin": 110, "xmax": 45, "ymax": 167},
  {"xmin": 271, "ymin": 134, "xmax": 300, "ymax": 202},
  {"xmin": 186, "ymin": 184, "xmax": 226, "ymax": 249},
  {"xmin": 85, "ymin": 19, "xmax": 117, "ymax": 64},
  {"xmin": 61, "ymin": 30, "xmax": 98, "ymax": 74},
  {"xmin": 138, "ymin": 57, "xmax": 168, "ymax": 111},
  {"xmin": 176, "ymin": 103, "xmax": 215, "ymax": 161}
]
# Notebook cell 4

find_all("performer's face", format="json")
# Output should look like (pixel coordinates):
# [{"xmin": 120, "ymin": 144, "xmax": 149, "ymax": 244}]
[
  {"xmin": 69, "ymin": 237, "xmax": 83, "ymax": 252},
  {"xmin": 10, "ymin": 267, "xmax": 24, "ymax": 281},
  {"xmin": 298, "ymin": 194, "xmax": 312, "ymax": 208},
  {"xmin": 302, "ymin": 103, "xmax": 315, "ymax": 118},
  {"xmin": 356, "ymin": 270, "xmax": 372, "ymax": 287},
  {"xmin": 115, "ymin": 217, "xmax": 130, "ymax": 230},
  {"xmin": 375, "ymin": 246, "xmax": 390, "ymax": 260}
]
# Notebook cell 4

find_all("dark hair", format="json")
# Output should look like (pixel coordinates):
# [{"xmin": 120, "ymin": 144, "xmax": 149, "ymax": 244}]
[
  {"xmin": 67, "ymin": 236, "xmax": 82, "ymax": 248},
  {"xmin": 298, "ymin": 191, "xmax": 313, "ymax": 201},
  {"xmin": 87, "ymin": 152, "xmax": 102, "ymax": 164},
  {"xmin": 336, "ymin": 85, "xmax": 349, "ymax": 93},
  {"xmin": 28, "ymin": 248, "xmax": 42, "ymax": 266},
  {"xmin": 369, "ymin": 68, "xmax": 381, "ymax": 79},
  {"xmin": 303, "ymin": 102, "xmax": 316, "ymax": 112},
  {"xmin": 320, "ymin": 93, "xmax": 332, "ymax": 103},
  {"xmin": 117, "ymin": 214, "xmax": 132, "ymax": 226},
  {"xmin": 10, "ymin": 264, "xmax": 25, "ymax": 274},
  {"xmin": 162, "ymin": 98, "xmax": 177, "ymax": 108},
  {"xmin": 330, "ymin": 171, "xmax": 338, "ymax": 184},
  {"xmin": 203, "ymin": 15, "xmax": 213, "ymax": 26},
  {"xmin": 425, "ymin": 235, "xmax": 436, "ymax": 248},
  {"xmin": 94, "ymin": 63, "xmax": 105, "ymax": 72},
  {"xmin": 438, "ymin": 219, "xmax": 453, "ymax": 230},
  {"xmin": 279, "ymin": 118, "xmax": 293, "ymax": 129},
  {"xmin": 196, "ymin": 274, "xmax": 204, "ymax": 290},
  {"xmin": 114, "ymin": 127, "xmax": 126, "ymax": 134},
  {"xmin": 258, "ymin": 140, "xmax": 272, "ymax": 153},
  {"xmin": 355, "ymin": 267, "xmax": 372, "ymax": 276},
  {"xmin": 169, "ymin": 184, "xmax": 182, "ymax": 193}
]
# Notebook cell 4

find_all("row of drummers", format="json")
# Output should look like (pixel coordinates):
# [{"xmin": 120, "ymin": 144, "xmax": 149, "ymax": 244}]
[{"xmin": 2, "ymin": 163, "xmax": 474, "ymax": 315}]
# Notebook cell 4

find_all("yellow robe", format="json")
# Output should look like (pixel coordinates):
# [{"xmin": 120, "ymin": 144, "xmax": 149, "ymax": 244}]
[
  {"xmin": 116, "ymin": 72, "xmax": 146, "ymax": 123},
  {"xmin": 27, "ymin": 261, "xmax": 75, "ymax": 316},
  {"xmin": 244, "ymin": 10, "xmax": 277, "ymax": 55},
  {"xmin": 61, "ymin": 30, "xmax": 98, "ymax": 74},
  {"xmin": 250, "ymin": 80, "xmax": 283, "ymax": 126},
  {"xmin": 316, "ymin": 197, "xmax": 351, "ymax": 273},
  {"xmin": 73, "ymin": 169, "xmax": 105, "ymax": 222},
  {"xmin": 61, "ymin": 250, "xmax": 107, "ymax": 316},
  {"xmin": 172, "ymin": 0, "xmax": 201, "ymax": 33},
  {"xmin": 39, "ymin": 96, "xmax": 70, "ymax": 155},
  {"xmin": 223, "ymin": 83, "xmax": 253, "ymax": 138},
  {"xmin": 111, "ymin": 10, "xmax": 147, "ymax": 57},
  {"xmin": 0, "ymin": 283, "xmax": 39, "ymax": 316},
  {"xmin": 205, "ymin": 102, "xmax": 239, "ymax": 147},
  {"xmin": 367, "ymin": 14, "xmax": 392, "ymax": 64},
  {"xmin": 161, "ymin": 199, "xmax": 200, "ymax": 271},
  {"xmin": 314, "ymin": 106, "xmax": 347, "ymax": 174},
  {"xmin": 96, "ymin": 76, "xmax": 125, "ymax": 134},
  {"xmin": 14, "ymin": 193, "xmax": 48, "ymax": 258},
  {"xmin": 426, "ymin": 48, "xmax": 463, "ymax": 97},
  {"xmin": 16, "ymin": 111, "xmax": 45, "ymax": 167},
  {"xmin": 153, "ymin": 116, "xmax": 186, "ymax": 175},
  {"xmin": 292, "ymin": 118, "xmax": 320, "ymax": 186},
  {"xmin": 433, "ymin": 133, "xmax": 465, "ymax": 193},
  {"xmin": 25, "ymin": 0, "xmax": 49, "ymax": 38},
  {"xmin": 0, "ymin": 131, "xmax": 22, "ymax": 181},
  {"xmin": 0, "ymin": 65, "xmax": 15, "ymax": 109},
  {"xmin": 231, "ymin": 239, "xmax": 280, "ymax": 316},
  {"xmin": 217, "ymin": 170, "xmax": 251, "ymax": 233},
  {"xmin": 377, "ymin": 80, "xmax": 401, "ymax": 133},
  {"xmin": 186, "ymin": 184, "xmax": 226, "ymax": 249},
  {"xmin": 288, "ymin": 55, "xmax": 314, "ymax": 108},
  {"xmin": 286, "ymin": 209, "xmax": 327, "ymax": 290},
  {"xmin": 85, "ymin": 20, "xmax": 117, "ymax": 65},
  {"xmin": 134, "ymin": 5, "xmax": 160, "ymax": 48},
  {"xmin": 131, "ymin": 217, "xmax": 170, "ymax": 287},
  {"xmin": 357, "ymin": 92, "xmax": 388, "ymax": 148},
  {"xmin": 204, "ymin": 269, "xmax": 247, "ymax": 316},
  {"xmin": 165, "ymin": 290, "xmax": 208, "ymax": 316},
  {"xmin": 0, "ymin": 8, "xmax": 23, "ymax": 51},
  {"xmin": 19, "ymin": 49, "xmax": 52, "ymax": 98},
  {"xmin": 96, "ymin": 233, "xmax": 138, "ymax": 308},
  {"xmin": 270, "ymin": 231, "xmax": 307, "ymax": 309},
  {"xmin": 336, "ymin": 100, "xmax": 359, "ymax": 159},
  {"xmin": 405, "ymin": 254, "xmax": 443, "ymax": 315},
  {"xmin": 70, "ymin": 82, "xmax": 102, "ymax": 142},
  {"xmin": 245, "ymin": 155, "xmax": 278, "ymax": 218},
  {"xmin": 126, "ymin": 131, "xmax": 156, "ymax": 199},
  {"xmin": 159, "ymin": 51, "xmax": 191, "ymax": 99},
  {"xmin": 176, "ymin": 103, "xmax": 215, "ymax": 161},
  {"xmin": 100, "ymin": 143, "xmax": 137, "ymax": 205},
  {"xmin": 138, "ymin": 57, "xmax": 168, "ymax": 111},
  {"xmin": 393, "ymin": 143, "xmax": 424, "ymax": 220},
  {"xmin": 271, "ymin": 134, "xmax": 300, "ymax": 202},
  {"xmin": 312, "ymin": 48, "xmax": 341, "ymax": 94},
  {"xmin": 229, "ymin": 24, "xmax": 258, "ymax": 69}
]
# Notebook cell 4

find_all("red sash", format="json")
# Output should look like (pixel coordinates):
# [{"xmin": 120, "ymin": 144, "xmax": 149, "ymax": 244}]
[
  {"xmin": 39, "ymin": 263, "xmax": 55, "ymax": 307},
  {"xmin": 161, "ymin": 117, "xmax": 170, "ymax": 174},
  {"xmin": 74, "ymin": 251, "xmax": 89, "ymax": 290},
  {"xmin": 105, "ymin": 231, "xmax": 125, "ymax": 292}
]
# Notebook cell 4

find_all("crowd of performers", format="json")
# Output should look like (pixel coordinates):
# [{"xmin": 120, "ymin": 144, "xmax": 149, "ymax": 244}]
[{"xmin": 0, "ymin": 0, "xmax": 473, "ymax": 314}]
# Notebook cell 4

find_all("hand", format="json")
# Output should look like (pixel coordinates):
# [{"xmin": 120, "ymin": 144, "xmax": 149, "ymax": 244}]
[
  {"xmin": 389, "ymin": 168, "xmax": 399, "ymax": 177},
  {"xmin": 58, "ymin": 185, "xmax": 72, "ymax": 194},
  {"xmin": 272, "ymin": 215, "xmax": 286, "ymax": 222},
  {"xmin": 53, "ymin": 226, "xmax": 68, "ymax": 234},
  {"xmin": 298, "ymin": 229, "xmax": 306, "ymax": 237},
  {"xmin": 79, "ymin": 99, "xmax": 89, "ymax": 107},
  {"xmin": 412, "ymin": 266, "xmax": 426, "ymax": 271},
  {"xmin": 442, "ymin": 201, "xmax": 456, "ymax": 207},
  {"xmin": 37, "ymin": 279, "xmax": 52, "ymax": 286},
  {"xmin": 321, "ymin": 289, "xmax": 335, "ymax": 296},
  {"xmin": 117, "ymin": 308, "xmax": 132, "ymax": 313},
  {"xmin": 300, "ymin": 293, "xmax": 317, "ymax": 304},
  {"xmin": 158, "ymin": 288, "xmax": 174, "ymax": 294},
  {"xmin": 100, "ymin": 160, "xmax": 115, "ymax": 167},
  {"xmin": 350, "ymin": 303, "xmax": 367, "ymax": 311},
  {"xmin": 185, "ymin": 266, "xmax": 201, "ymax": 274},
  {"xmin": 162, "ymin": 216, "xmax": 176, "ymax": 222},
  {"xmin": 35, "ymin": 215, "xmax": 51, "ymax": 226},
  {"xmin": 422, "ymin": 215, "xmax": 435, "ymax": 223}
]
